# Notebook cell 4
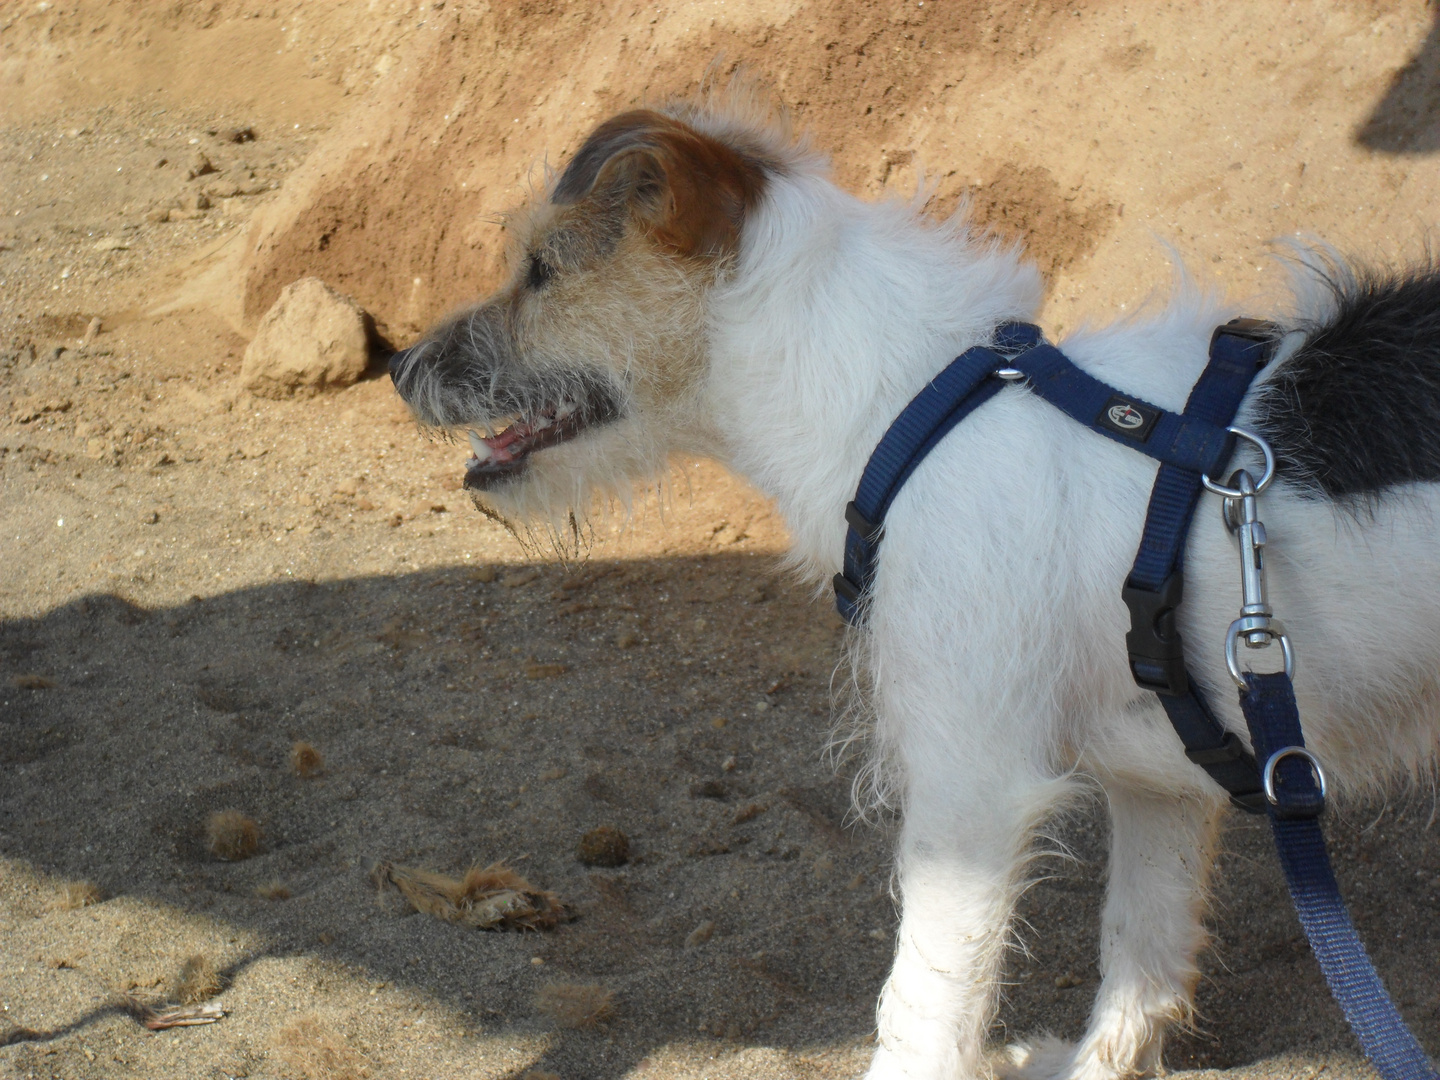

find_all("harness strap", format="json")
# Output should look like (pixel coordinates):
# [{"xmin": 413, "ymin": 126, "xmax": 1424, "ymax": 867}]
[
  {"xmin": 1004, "ymin": 343, "xmax": 1238, "ymax": 475},
  {"xmin": 1242, "ymin": 672, "xmax": 1440, "ymax": 1080},
  {"xmin": 836, "ymin": 317, "xmax": 1439, "ymax": 1076},
  {"xmin": 1113, "ymin": 319, "xmax": 1278, "ymax": 810},
  {"xmin": 834, "ymin": 321, "xmax": 1041, "ymax": 623},
  {"xmin": 987, "ymin": 320, "xmax": 1277, "ymax": 809},
  {"xmin": 836, "ymin": 320, "xmax": 1277, "ymax": 803}
]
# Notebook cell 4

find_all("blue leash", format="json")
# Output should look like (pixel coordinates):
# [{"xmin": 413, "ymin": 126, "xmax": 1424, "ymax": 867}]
[
  {"xmin": 836, "ymin": 322, "xmax": 1438, "ymax": 1077},
  {"xmin": 1242, "ymin": 672, "xmax": 1437, "ymax": 1080}
]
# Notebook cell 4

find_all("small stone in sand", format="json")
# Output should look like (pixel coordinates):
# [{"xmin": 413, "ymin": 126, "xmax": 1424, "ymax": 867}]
[{"xmin": 242, "ymin": 278, "xmax": 370, "ymax": 398}]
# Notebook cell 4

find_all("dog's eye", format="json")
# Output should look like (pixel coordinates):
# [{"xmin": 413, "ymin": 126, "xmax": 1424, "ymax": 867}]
[{"xmin": 525, "ymin": 254, "xmax": 555, "ymax": 291}]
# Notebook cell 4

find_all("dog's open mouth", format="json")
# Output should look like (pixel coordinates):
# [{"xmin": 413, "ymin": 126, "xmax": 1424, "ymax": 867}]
[{"xmin": 461, "ymin": 392, "xmax": 617, "ymax": 491}]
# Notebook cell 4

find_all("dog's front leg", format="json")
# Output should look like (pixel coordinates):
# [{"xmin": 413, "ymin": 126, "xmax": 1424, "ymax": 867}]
[
  {"xmin": 868, "ymin": 765, "xmax": 1069, "ymax": 1080},
  {"xmin": 1063, "ymin": 785, "xmax": 1224, "ymax": 1080}
]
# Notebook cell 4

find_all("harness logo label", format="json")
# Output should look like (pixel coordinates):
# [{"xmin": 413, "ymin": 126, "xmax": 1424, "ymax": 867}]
[
  {"xmin": 1108, "ymin": 403, "xmax": 1146, "ymax": 429},
  {"xmin": 1097, "ymin": 396, "xmax": 1160, "ymax": 441}
]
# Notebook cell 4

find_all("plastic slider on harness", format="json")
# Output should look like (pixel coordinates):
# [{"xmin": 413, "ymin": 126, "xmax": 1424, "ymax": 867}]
[{"xmin": 832, "ymin": 502, "xmax": 881, "ymax": 611}]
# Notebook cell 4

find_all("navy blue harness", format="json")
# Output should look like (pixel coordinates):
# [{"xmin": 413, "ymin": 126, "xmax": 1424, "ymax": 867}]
[{"xmin": 835, "ymin": 322, "xmax": 1438, "ymax": 1079}]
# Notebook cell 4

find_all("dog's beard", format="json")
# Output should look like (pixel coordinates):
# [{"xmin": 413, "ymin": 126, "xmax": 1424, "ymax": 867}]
[{"xmin": 390, "ymin": 342, "xmax": 627, "ymax": 494}]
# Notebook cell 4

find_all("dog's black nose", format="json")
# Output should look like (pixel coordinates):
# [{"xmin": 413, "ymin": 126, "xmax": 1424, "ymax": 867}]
[{"xmin": 387, "ymin": 347, "xmax": 411, "ymax": 384}]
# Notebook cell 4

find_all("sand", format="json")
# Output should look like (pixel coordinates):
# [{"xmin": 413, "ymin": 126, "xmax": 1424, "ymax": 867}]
[{"xmin": 2, "ymin": 1, "xmax": 1438, "ymax": 1077}]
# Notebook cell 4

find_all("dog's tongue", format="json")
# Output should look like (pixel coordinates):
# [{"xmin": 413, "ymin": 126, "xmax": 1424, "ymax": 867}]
[
  {"xmin": 487, "ymin": 423, "xmax": 532, "ymax": 459},
  {"xmin": 468, "ymin": 421, "xmax": 535, "ymax": 466}
]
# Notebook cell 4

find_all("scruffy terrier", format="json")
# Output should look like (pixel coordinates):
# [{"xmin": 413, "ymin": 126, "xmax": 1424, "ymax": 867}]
[{"xmin": 389, "ymin": 83, "xmax": 1440, "ymax": 1080}]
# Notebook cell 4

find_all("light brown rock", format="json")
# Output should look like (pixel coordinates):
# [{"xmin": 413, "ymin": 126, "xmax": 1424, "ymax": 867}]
[{"xmin": 241, "ymin": 277, "xmax": 370, "ymax": 398}]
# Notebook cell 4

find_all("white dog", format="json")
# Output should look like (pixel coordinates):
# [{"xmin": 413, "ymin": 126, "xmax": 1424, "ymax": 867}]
[{"xmin": 389, "ymin": 84, "xmax": 1440, "ymax": 1079}]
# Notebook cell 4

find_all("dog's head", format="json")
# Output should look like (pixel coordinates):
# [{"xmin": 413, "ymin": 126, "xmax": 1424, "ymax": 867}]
[{"xmin": 389, "ymin": 101, "xmax": 786, "ymax": 522}]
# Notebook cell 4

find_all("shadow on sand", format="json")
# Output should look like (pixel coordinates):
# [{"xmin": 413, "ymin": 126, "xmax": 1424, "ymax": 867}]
[
  {"xmin": 2, "ymin": 555, "xmax": 1437, "ymax": 1075},
  {"xmin": 1357, "ymin": 11, "xmax": 1440, "ymax": 154}
]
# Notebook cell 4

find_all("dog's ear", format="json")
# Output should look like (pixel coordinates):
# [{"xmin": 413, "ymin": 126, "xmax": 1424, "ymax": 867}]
[{"xmin": 552, "ymin": 109, "xmax": 769, "ymax": 259}]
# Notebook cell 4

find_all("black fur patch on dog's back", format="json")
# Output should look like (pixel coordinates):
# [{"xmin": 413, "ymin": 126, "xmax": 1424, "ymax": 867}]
[{"xmin": 1254, "ymin": 259, "xmax": 1440, "ymax": 500}]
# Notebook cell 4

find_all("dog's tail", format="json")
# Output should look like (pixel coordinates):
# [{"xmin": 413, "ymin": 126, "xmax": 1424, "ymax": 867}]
[{"xmin": 1252, "ymin": 250, "xmax": 1440, "ymax": 502}]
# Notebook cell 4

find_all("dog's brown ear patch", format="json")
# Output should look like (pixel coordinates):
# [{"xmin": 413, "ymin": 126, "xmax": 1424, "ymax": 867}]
[{"xmin": 553, "ymin": 109, "xmax": 770, "ymax": 259}]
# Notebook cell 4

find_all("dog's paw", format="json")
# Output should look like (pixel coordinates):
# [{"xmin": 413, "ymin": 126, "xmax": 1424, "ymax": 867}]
[{"xmin": 990, "ymin": 1036, "xmax": 1074, "ymax": 1080}]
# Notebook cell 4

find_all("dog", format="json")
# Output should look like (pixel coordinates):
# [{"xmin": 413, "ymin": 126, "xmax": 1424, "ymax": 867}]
[{"xmin": 388, "ymin": 84, "xmax": 1440, "ymax": 1079}]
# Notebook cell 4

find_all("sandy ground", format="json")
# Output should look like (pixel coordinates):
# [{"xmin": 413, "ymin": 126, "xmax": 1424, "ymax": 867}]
[{"xmin": 2, "ymin": 2, "xmax": 1440, "ymax": 1078}]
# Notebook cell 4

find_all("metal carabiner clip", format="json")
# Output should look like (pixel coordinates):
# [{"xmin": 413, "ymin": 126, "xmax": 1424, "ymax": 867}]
[{"xmin": 1203, "ymin": 430, "xmax": 1296, "ymax": 687}]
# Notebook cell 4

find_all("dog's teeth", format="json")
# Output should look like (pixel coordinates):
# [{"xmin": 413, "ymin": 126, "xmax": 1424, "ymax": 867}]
[
  {"xmin": 533, "ymin": 414, "xmax": 554, "ymax": 430},
  {"xmin": 556, "ymin": 400, "xmax": 577, "ymax": 418},
  {"xmin": 467, "ymin": 430, "xmax": 494, "ymax": 462}
]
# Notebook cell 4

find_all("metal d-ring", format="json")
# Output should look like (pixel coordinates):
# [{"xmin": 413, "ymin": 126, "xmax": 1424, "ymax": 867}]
[
  {"xmin": 1262, "ymin": 745, "xmax": 1328, "ymax": 805},
  {"xmin": 1225, "ymin": 619, "xmax": 1295, "ymax": 687},
  {"xmin": 1202, "ymin": 428, "xmax": 1276, "ymax": 498}
]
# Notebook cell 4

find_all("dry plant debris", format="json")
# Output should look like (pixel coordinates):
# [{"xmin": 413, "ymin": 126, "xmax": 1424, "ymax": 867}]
[
  {"xmin": 685, "ymin": 920, "xmax": 716, "ymax": 948},
  {"xmin": 256, "ymin": 880, "xmax": 292, "ymax": 900},
  {"xmin": 576, "ymin": 825, "xmax": 629, "ymax": 867},
  {"xmin": 272, "ymin": 1015, "xmax": 371, "ymax": 1080},
  {"xmin": 52, "ymin": 880, "xmax": 103, "ymax": 910},
  {"xmin": 367, "ymin": 860, "xmax": 570, "ymax": 931},
  {"xmin": 732, "ymin": 802, "xmax": 767, "ymax": 825},
  {"xmin": 291, "ymin": 740, "xmax": 324, "ymax": 777},
  {"xmin": 11, "ymin": 674, "xmax": 57, "ymax": 689},
  {"xmin": 535, "ymin": 983, "xmax": 615, "ymax": 1029},
  {"xmin": 206, "ymin": 810, "xmax": 261, "ymax": 860},
  {"xmin": 173, "ymin": 954, "xmax": 223, "ymax": 1004},
  {"xmin": 120, "ymin": 993, "xmax": 226, "ymax": 1031}
]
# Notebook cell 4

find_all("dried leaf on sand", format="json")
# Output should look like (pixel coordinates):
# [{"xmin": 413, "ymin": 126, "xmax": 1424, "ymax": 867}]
[{"xmin": 367, "ymin": 860, "xmax": 570, "ymax": 931}]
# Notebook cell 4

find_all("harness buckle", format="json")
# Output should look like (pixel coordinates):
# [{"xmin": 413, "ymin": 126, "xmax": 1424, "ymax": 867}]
[{"xmin": 1122, "ymin": 571, "xmax": 1189, "ymax": 696}]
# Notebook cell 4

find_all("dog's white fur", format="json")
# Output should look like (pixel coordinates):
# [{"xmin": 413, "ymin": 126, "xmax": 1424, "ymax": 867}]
[
  {"xmin": 396, "ymin": 93, "xmax": 1440, "ymax": 1079},
  {"xmin": 705, "ymin": 156, "xmax": 1440, "ymax": 1077},
  {"xmin": 705, "ymin": 149, "xmax": 1440, "ymax": 1079},
  {"xmin": 714, "ymin": 162, "xmax": 1440, "ymax": 1080}
]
